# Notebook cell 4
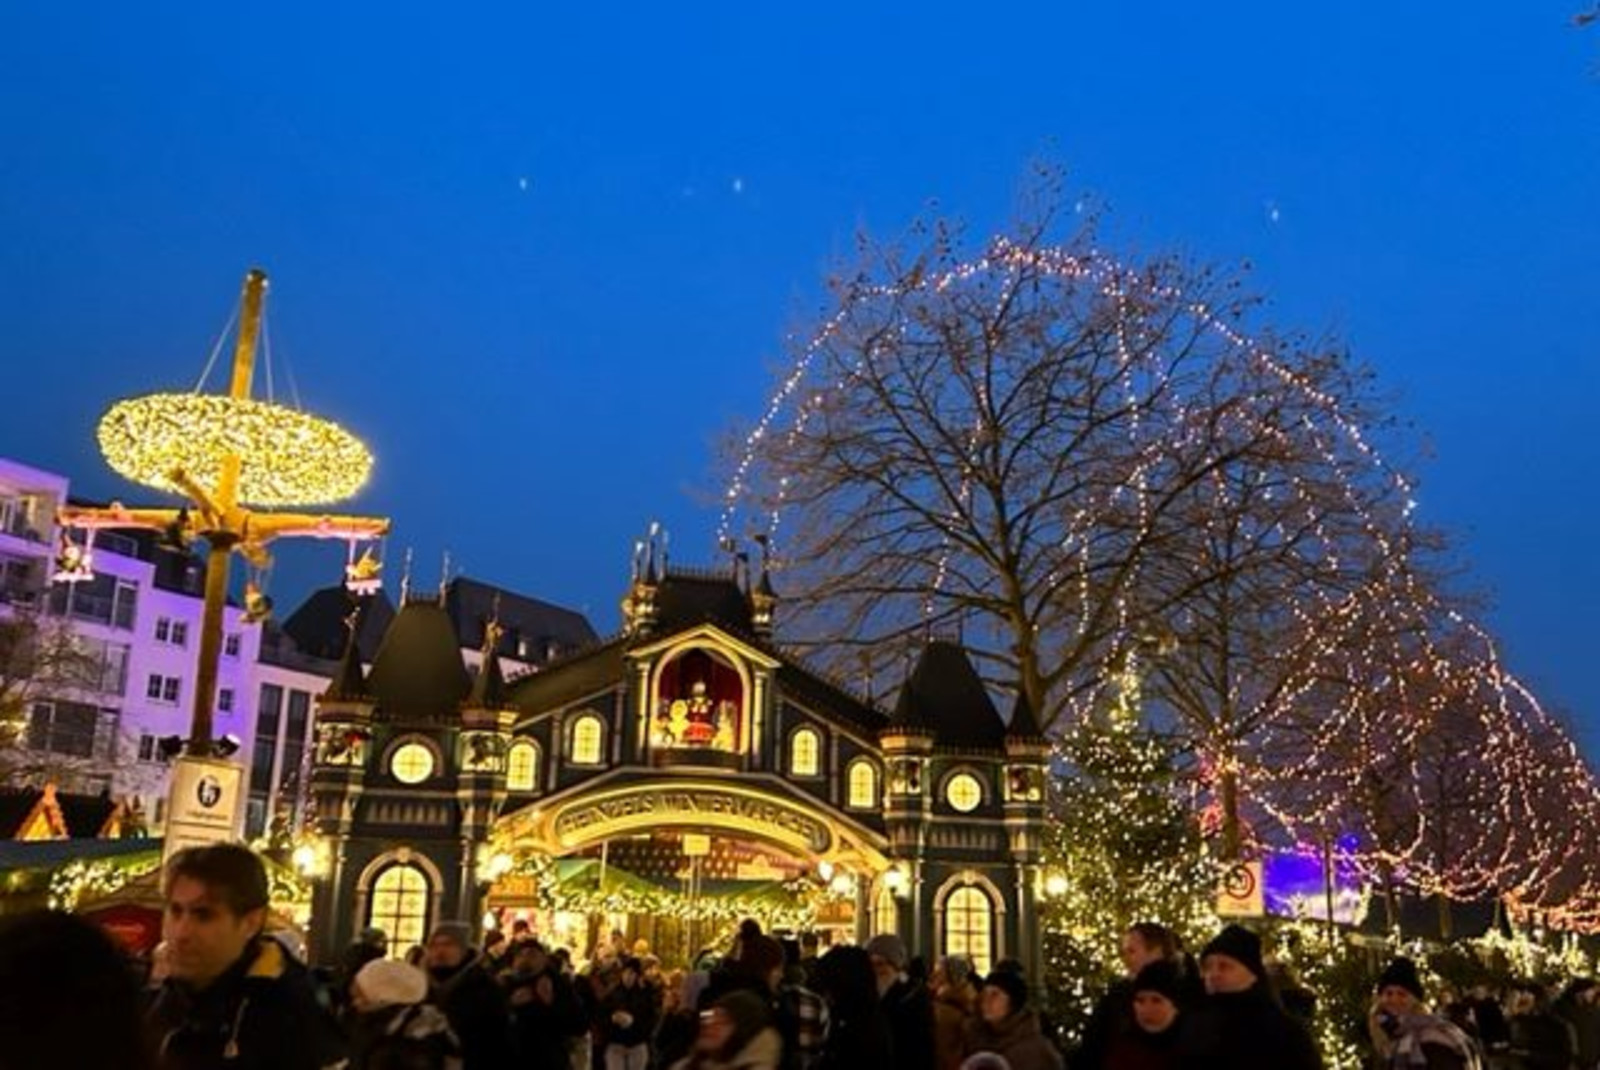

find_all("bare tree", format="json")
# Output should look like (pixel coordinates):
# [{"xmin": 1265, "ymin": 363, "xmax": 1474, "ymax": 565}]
[
  {"xmin": 729, "ymin": 177, "xmax": 1414, "ymax": 753},
  {"xmin": 0, "ymin": 607, "xmax": 119, "ymax": 785}
]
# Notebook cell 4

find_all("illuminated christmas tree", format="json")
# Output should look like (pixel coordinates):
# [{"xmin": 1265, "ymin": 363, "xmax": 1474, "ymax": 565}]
[{"xmin": 1038, "ymin": 654, "xmax": 1218, "ymax": 1043}]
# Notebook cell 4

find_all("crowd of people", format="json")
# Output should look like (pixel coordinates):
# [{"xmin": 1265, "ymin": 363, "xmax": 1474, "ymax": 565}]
[{"xmin": 0, "ymin": 842, "xmax": 1597, "ymax": 1070}]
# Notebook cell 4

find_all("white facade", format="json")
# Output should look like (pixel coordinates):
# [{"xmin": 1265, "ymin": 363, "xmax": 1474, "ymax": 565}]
[{"xmin": 1, "ymin": 457, "xmax": 257, "ymax": 824}]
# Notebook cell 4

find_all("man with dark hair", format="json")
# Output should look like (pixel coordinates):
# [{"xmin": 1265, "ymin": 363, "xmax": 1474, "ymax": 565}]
[{"xmin": 148, "ymin": 843, "xmax": 344, "ymax": 1069}]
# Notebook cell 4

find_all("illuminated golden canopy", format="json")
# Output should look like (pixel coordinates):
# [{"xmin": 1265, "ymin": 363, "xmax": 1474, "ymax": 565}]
[{"xmin": 98, "ymin": 393, "xmax": 374, "ymax": 507}]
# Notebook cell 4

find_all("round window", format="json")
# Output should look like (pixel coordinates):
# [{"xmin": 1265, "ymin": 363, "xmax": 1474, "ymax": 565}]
[
  {"xmin": 390, "ymin": 742, "xmax": 436, "ymax": 784},
  {"xmin": 946, "ymin": 772, "xmax": 983, "ymax": 813}
]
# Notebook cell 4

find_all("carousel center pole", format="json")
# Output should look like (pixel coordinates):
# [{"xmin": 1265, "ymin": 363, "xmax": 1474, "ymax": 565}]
[{"xmin": 186, "ymin": 268, "xmax": 266, "ymax": 756}]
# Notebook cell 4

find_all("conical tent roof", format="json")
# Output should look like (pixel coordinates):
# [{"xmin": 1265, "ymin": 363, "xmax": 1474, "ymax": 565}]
[{"xmin": 892, "ymin": 640, "xmax": 1006, "ymax": 749}]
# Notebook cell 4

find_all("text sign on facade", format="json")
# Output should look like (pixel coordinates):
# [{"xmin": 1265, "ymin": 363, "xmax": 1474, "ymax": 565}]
[
  {"xmin": 161, "ymin": 756, "xmax": 244, "ymax": 863},
  {"xmin": 553, "ymin": 786, "xmax": 833, "ymax": 855}
]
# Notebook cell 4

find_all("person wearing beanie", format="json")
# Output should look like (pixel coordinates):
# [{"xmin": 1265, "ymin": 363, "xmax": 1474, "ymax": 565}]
[
  {"xmin": 1368, "ymin": 959, "xmax": 1480, "ymax": 1070},
  {"xmin": 868, "ymin": 932, "xmax": 936, "ymax": 1070},
  {"xmin": 1101, "ymin": 961, "xmax": 1185, "ymax": 1070},
  {"xmin": 348, "ymin": 958, "xmax": 463, "ymax": 1069},
  {"xmin": 1070, "ymin": 923, "xmax": 1191, "ymax": 1070},
  {"xmin": 934, "ymin": 955, "xmax": 981, "ymax": 1070},
  {"xmin": 425, "ymin": 920, "xmax": 511, "ymax": 1069},
  {"xmin": 1198, "ymin": 925, "xmax": 1266, "ymax": 991},
  {"xmin": 1176, "ymin": 924, "xmax": 1322, "ymax": 1070},
  {"xmin": 963, "ymin": 970, "xmax": 1062, "ymax": 1070}
]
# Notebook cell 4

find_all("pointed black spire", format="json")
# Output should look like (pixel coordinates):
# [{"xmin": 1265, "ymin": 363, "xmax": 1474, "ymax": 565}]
[
  {"xmin": 324, "ymin": 604, "xmax": 369, "ymax": 701},
  {"xmin": 1007, "ymin": 688, "xmax": 1045, "ymax": 741},
  {"xmin": 467, "ymin": 650, "xmax": 507, "ymax": 709},
  {"xmin": 466, "ymin": 613, "xmax": 508, "ymax": 709}
]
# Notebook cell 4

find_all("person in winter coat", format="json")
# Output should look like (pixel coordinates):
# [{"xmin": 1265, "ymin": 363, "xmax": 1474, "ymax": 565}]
[
  {"xmin": 503, "ymin": 940, "xmax": 589, "ymax": 1070},
  {"xmin": 869, "ymin": 933, "xmax": 937, "ymax": 1070},
  {"xmin": 1102, "ymin": 961, "xmax": 1184, "ymax": 1070},
  {"xmin": 347, "ymin": 958, "xmax": 463, "ymax": 1070},
  {"xmin": 962, "ymin": 971, "xmax": 1064, "ymax": 1070},
  {"xmin": 599, "ymin": 956, "xmax": 659, "ymax": 1070},
  {"xmin": 1554, "ymin": 979, "xmax": 1600, "ymax": 1070},
  {"xmin": 933, "ymin": 955, "xmax": 981, "ymax": 1070},
  {"xmin": 813, "ymin": 944, "xmax": 894, "ymax": 1069},
  {"xmin": 669, "ymin": 989, "xmax": 784, "ymax": 1070},
  {"xmin": 148, "ymin": 844, "xmax": 345, "ymax": 1070},
  {"xmin": 1071, "ymin": 923, "xmax": 1187, "ymax": 1070},
  {"xmin": 1176, "ymin": 924, "xmax": 1322, "ymax": 1070},
  {"xmin": 424, "ymin": 922, "xmax": 512, "ymax": 1070},
  {"xmin": 1366, "ymin": 958, "xmax": 1480, "ymax": 1070},
  {"xmin": 0, "ymin": 909, "xmax": 159, "ymax": 1070},
  {"xmin": 1507, "ymin": 983, "xmax": 1578, "ymax": 1070}
]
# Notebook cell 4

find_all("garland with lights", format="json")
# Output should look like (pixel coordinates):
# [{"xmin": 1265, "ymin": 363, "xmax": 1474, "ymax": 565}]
[{"xmin": 500, "ymin": 850, "xmax": 838, "ymax": 933}]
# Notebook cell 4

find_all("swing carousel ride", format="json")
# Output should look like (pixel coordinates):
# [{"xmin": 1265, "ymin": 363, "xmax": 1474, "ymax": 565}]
[{"xmin": 55, "ymin": 269, "xmax": 389, "ymax": 756}]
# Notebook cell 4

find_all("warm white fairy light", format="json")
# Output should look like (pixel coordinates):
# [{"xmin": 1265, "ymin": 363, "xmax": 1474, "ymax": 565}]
[{"xmin": 722, "ymin": 226, "xmax": 1600, "ymax": 930}]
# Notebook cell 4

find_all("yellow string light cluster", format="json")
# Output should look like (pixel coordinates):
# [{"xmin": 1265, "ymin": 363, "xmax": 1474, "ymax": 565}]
[{"xmin": 98, "ymin": 393, "xmax": 373, "ymax": 506}]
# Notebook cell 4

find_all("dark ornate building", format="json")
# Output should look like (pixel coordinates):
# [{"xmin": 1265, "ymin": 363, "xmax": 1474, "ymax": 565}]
[{"xmin": 308, "ymin": 541, "xmax": 1049, "ymax": 978}]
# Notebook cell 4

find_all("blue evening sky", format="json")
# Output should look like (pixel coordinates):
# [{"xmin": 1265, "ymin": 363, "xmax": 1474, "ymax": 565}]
[{"xmin": 2, "ymin": 5, "xmax": 1596, "ymax": 745}]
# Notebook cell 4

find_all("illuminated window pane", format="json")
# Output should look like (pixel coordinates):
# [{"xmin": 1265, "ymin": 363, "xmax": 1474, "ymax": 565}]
[
  {"xmin": 571, "ymin": 716, "xmax": 603, "ymax": 765},
  {"xmin": 390, "ymin": 742, "xmax": 435, "ymax": 784},
  {"xmin": 847, "ymin": 761, "xmax": 878, "ymax": 809},
  {"xmin": 944, "ymin": 886, "xmax": 992, "ymax": 975},
  {"xmin": 946, "ymin": 773, "xmax": 983, "ymax": 813},
  {"xmin": 790, "ymin": 729, "xmax": 820, "ymax": 777},
  {"xmin": 369, "ymin": 864, "xmax": 430, "ymax": 959},
  {"xmin": 507, "ymin": 741, "xmax": 538, "ymax": 792},
  {"xmin": 874, "ymin": 885, "xmax": 897, "ymax": 935}
]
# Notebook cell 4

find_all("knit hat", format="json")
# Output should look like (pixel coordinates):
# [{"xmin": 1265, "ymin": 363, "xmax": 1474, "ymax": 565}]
[
  {"xmin": 1132, "ymin": 959, "xmax": 1185, "ymax": 1004},
  {"xmin": 740, "ymin": 934, "xmax": 786, "ymax": 978},
  {"xmin": 866, "ymin": 933, "xmax": 908, "ymax": 971},
  {"xmin": 983, "ymin": 969, "xmax": 1030, "ymax": 1014},
  {"xmin": 1377, "ymin": 957, "xmax": 1425, "ymax": 1002},
  {"xmin": 429, "ymin": 921, "xmax": 474, "ymax": 949},
  {"xmin": 355, "ymin": 958, "xmax": 429, "ymax": 1008},
  {"xmin": 1200, "ymin": 924, "xmax": 1265, "ymax": 981}
]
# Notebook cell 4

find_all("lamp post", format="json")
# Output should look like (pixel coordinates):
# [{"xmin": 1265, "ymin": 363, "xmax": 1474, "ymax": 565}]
[{"xmin": 58, "ymin": 269, "xmax": 389, "ymax": 857}]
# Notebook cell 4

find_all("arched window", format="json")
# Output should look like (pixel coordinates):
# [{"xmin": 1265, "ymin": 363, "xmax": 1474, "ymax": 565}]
[
  {"xmin": 847, "ymin": 759, "xmax": 878, "ymax": 809},
  {"xmin": 943, "ymin": 886, "xmax": 993, "ymax": 974},
  {"xmin": 506, "ymin": 740, "xmax": 539, "ymax": 792},
  {"xmin": 790, "ymin": 728, "xmax": 820, "ymax": 777},
  {"xmin": 570, "ymin": 715, "xmax": 604, "ymax": 765},
  {"xmin": 369, "ymin": 864, "xmax": 430, "ymax": 959},
  {"xmin": 873, "ymin": 884, "xmax": 898, "ymax": 936}
]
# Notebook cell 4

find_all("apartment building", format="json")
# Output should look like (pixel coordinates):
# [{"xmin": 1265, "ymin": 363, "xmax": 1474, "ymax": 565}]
[{"xmin": 3, "ymin": 455, "xmax": 599, "ymax": 840}]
